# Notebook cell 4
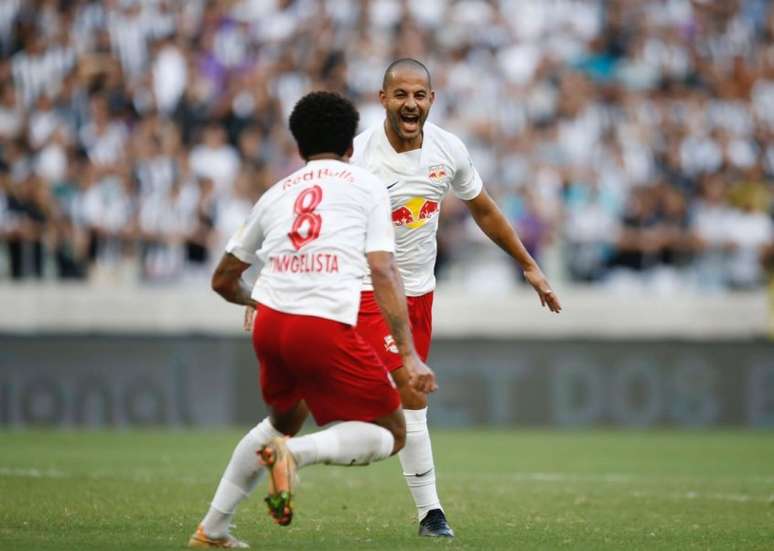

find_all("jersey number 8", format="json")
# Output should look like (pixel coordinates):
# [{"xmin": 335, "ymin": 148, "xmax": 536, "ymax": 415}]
[{"xmin": 289, "ymin": 185, "xmax": 323, "ymax": 250}]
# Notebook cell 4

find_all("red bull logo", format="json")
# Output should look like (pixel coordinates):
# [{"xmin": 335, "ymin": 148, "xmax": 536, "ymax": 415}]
[
  {"xmin": 391, "ymin": 197, "xmax": 440, "ymax": 229},
  {"xmin": 419, "ymin": 200, "xmax": 439, "ymax": 219},
  {"xmin": 392, "ymin": 206, "xmax": 414, "ymax": 226},
  {"xmin": 427, "ymin": 164, "xmax": 448, "ymax": 182}
]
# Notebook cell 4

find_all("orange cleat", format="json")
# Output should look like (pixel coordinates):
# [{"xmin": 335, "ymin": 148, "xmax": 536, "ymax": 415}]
[
  {"xmin": 187, "ymin": 524, "xmax": 249, "ymax": 548},
  {"xmin": 259, "ymin": 436, "xmax": 297, "ymax": 526}
]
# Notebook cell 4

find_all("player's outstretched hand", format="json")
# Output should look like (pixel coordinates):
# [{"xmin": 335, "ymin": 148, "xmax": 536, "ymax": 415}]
[
  {"xmin": 404, "ymin": 354, "xmax": 438, "ymax": 394},
  {"xmin": 523, "ymin": 266, "xmax": 562, "ymax": 313},
  {"xmin": 244, "ymin": 305, "xmax": 256, "ymax": 332}
]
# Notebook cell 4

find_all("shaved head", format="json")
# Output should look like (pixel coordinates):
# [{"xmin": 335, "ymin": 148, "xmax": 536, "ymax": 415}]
[
  {"xmin": 382, "ymin": 58, "xmax": 432, "ymax": 90},
  {"xmin": 379, "ymin": 58, "xmax": 435, "ymax": 150}
]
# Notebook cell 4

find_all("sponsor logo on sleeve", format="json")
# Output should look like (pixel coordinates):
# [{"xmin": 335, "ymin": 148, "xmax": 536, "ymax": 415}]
[{"xmin": 384, "ymin": 335, "xmax": 399, "ymax": 354}]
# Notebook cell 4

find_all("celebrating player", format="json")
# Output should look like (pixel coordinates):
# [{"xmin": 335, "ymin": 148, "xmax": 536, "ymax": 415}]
[
  {"xmin": 348, "ymin": 58, "xmax": 562, "ymax": 537},
  {"xmin": 241, "ymin": 58, "xmax": 562, "ymax": 539},
  {"xmin": 188, "ymin": 91, "xmax": 436, "ymax": 549}
]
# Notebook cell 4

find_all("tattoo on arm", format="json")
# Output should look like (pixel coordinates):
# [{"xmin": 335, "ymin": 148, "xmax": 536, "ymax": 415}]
[
  {"xmin": 384, "ymin": 306, "xmax": 412, "ymax": 356},
  {"xmin": 370, "ymin": 254, "xmax": 415, "ymax": 357}
]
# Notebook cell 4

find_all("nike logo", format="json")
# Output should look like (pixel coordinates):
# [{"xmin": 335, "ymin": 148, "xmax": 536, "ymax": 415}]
[
  {"xmin": 414, "ymin": 468, "xmax": 434, "ymax": 478},
  {"xmin": 387, "ymin": 181, "xmax": 399, "ymax": 189}
]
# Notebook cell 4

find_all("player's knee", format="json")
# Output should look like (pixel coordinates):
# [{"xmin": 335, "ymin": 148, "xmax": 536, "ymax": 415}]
[
  {"xmin": 390, "ymin": 423, "xmax": 406, "ymax": 454},
  {"xmin": 269, "ymin": 402, "xmax": 308, "ymax": 435},
  {"xmin": 372, "ymin": 409, "xmax": 406, "ymax": 454},
  {"xmin": 382, "ymin": 411, "xmax": 406, "ymax": 454},
  {"xmin": 399, "ymin": 387, "xmax": 428, "ymax": 410},
  {"xmin": 269, "ymin": 416, "xmax": 294, "ymax": 435}
]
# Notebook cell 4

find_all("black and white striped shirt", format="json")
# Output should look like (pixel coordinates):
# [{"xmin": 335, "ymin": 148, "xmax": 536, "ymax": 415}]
[{"xmin": 11, "ymin": 45, "xmax": 76, "ymax": 107}]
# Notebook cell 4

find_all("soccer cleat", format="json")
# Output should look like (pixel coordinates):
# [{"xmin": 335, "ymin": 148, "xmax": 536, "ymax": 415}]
[
  {"xmin": 187, "ymin": 524, "xmax": 249, "ymax": 548},
  {"xmin": 259, "ymin": 436, "xmax": 296, "ymax": 527},
  {"xmin": 418, "ymin": 509, "xmax": 455, "ymax": 538}
]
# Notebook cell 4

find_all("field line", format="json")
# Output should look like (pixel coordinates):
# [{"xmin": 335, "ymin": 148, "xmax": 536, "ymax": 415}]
[
  {"xmin": 2, "ymin": 467, "xmax": 773, "ymax": 504},
  {"xmin": 0, "ymin": 467, "xmax": 67, "ymax": 478},
  {"xmin": 461, "ymin": 472, "xmax": 774, "ymax": 485}
]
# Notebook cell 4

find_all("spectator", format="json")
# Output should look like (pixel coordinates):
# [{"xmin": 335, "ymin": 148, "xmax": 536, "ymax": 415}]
[
  {"xmin": 0, "ymin": 0, "xmax": 771, "ymax": 293},
  {"xmin": 189, "ymin": 122, "xmax": 239, "ymax": 196},
  {"xmin": 726, "ymin": 178, "xmax": 773, "ymax": 288},
  {"xmin": 692, "ymin": 176, "xmax": 736, "ymax": 290}
]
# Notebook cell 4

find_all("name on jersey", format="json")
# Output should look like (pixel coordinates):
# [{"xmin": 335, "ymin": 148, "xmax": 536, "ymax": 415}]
[
  {"xmin": 282, "ymin": 167, "xmax": 354, "ymax": 190},
  {"xmin": 270, "ymin": 252, "xmax": 340, "ymax": 273}
]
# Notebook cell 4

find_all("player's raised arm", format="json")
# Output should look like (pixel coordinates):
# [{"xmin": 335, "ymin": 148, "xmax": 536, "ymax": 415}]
[
  {"xmin": 368, "ymin": 251, "xmax": 437, "ymax": 394},
  {"xmin": 464, "ymin": 188, "xmax": 562, "ymax": 313},
  {"xmin": 212, "ymin": 253, "xmax": 259, "ymax": 308}
]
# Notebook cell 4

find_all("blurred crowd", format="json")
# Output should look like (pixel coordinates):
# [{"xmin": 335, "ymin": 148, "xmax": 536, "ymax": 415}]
[{"xmin": 0, "ymin": 0, "xmax": 773, "ymax": 293}]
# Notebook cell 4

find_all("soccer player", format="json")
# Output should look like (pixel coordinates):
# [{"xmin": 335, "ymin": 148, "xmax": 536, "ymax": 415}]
[
  {"xmin": 242, "ymin": 58, "xmax": 562, "ymax": 538},
  {"xmin": 349, "ymin": 58, "xmax": 562, "ymax": 537},
  {"xmin": 188, "ymin": 91, "xmax": 437, "ymax": 549}
]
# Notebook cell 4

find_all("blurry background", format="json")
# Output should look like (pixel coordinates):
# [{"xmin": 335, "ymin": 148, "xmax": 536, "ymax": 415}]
[{"xmin": 0, "ymin": 0, "xmax": 772, "ymax": 429}]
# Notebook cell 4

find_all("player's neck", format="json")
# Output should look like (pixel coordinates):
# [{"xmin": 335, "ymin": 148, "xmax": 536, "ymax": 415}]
[
  {"xmin": 306, "ymin": 153, "xmax": 347, "ymax": 162},
  {"xmin": 383, "ymin": 120, "xmax": 422, "ymax": 154}
]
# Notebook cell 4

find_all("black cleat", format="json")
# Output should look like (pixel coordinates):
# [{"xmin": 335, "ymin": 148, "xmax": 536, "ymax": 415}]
[{"xmin": 418, "ymin": 509, "xmax": 455, "ymax": 538}]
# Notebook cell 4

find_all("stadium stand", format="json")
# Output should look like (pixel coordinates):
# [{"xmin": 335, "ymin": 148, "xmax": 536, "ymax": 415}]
[{"xmin": 0, "ymin": 0, "xmax": 772, "ymax": 296}]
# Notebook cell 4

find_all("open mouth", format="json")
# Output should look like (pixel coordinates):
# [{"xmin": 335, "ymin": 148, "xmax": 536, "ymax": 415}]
[{"xmin": 399, "ymin": 112, "xmax": 420, "ymax": 134}]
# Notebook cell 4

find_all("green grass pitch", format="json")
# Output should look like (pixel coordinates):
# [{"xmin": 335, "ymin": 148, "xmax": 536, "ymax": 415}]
[{"xmin": 1, "ymin": 429, "xmax": 773, "ymax": 550}]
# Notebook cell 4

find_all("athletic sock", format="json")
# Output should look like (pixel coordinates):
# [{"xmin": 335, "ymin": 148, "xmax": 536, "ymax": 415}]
[
  {"xmin": 286, "ymin": 421, "xmax": 394, "ymax": 468},
  {"xmin": 201, "ymin": 417, "xmax": 283, "ymax": 537},
  {"xmin": 398, "ymin": 407, "xmax": 442, "ymax": 521}
]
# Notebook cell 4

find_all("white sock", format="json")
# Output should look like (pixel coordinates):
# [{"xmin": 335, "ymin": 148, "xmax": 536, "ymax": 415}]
[
  {"xmin": 201, "ymin": 417, "xmax": 283, "ymax": 537},
  {"xmin": 286, "ymin": 421, "xmax": 394, "ymax": 468},
  {"xmin": 398, "ymin": 407, "xmax": 441, "ymax": 521}
]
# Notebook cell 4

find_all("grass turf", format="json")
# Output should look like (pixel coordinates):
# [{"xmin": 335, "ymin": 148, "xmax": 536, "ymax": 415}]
[{"xmin": 0, "ymin": 430, "xmax": 772, "ymax": 550}]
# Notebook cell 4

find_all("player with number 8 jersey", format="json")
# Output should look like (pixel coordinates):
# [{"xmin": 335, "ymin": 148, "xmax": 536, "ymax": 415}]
[
  {"xmin": 227, "ymin": 161, "xmax": 390, "ymax": 329},
  {"xmin": 188, "ymin": 91, "xmax": 436, "ymax": 549}
]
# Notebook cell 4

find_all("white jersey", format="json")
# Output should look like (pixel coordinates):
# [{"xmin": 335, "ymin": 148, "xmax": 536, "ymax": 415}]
[
  {"xmin": 226, "ymin": 159, "xmax": 394, "ymax": 325},
  {"xmin": 351, "ymin": 121, "xmax": 483, "ymax": 295}
]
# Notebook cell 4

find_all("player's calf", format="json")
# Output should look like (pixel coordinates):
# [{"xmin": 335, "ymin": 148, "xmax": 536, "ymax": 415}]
[{"xmin": 259, "ymin": 417, "xmax": 403, "ymax": 528}]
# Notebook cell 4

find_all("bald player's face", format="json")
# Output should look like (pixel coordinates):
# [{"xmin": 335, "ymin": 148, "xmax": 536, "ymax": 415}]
[{"xmin": 380, "ymin": 69, "xmax": 434, "ymax": 143}]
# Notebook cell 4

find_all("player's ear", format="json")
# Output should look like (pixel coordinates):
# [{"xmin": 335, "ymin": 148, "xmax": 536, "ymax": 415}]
[
  {"xmin": 297, "ymin": 146, "xmax": 307, "ymax": 162},
  {"xmin": 344, "ymin": 143, "xmax": 354, "ymax": 159},
  {"xmin": 379, "ymin": 89, "xmax": 387, "ymax": 107},
  {"xmin": 429, "ymin": 90, "xmax": 435, "ymax": 104}
]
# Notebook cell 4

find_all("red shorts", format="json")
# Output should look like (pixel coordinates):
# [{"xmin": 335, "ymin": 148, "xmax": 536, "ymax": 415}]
[
  {"xmin": 252, "ymin": 304, "xmax": 400, "ymax": 426},
  {"xmin": 356, "ymin": 290, "xmax": 433, "ymax": 372}
]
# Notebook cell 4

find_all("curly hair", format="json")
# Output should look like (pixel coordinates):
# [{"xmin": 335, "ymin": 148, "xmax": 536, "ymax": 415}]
[{"xmin": 289, "ymin": 91, "xmax": 359, "ymax": 159}]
